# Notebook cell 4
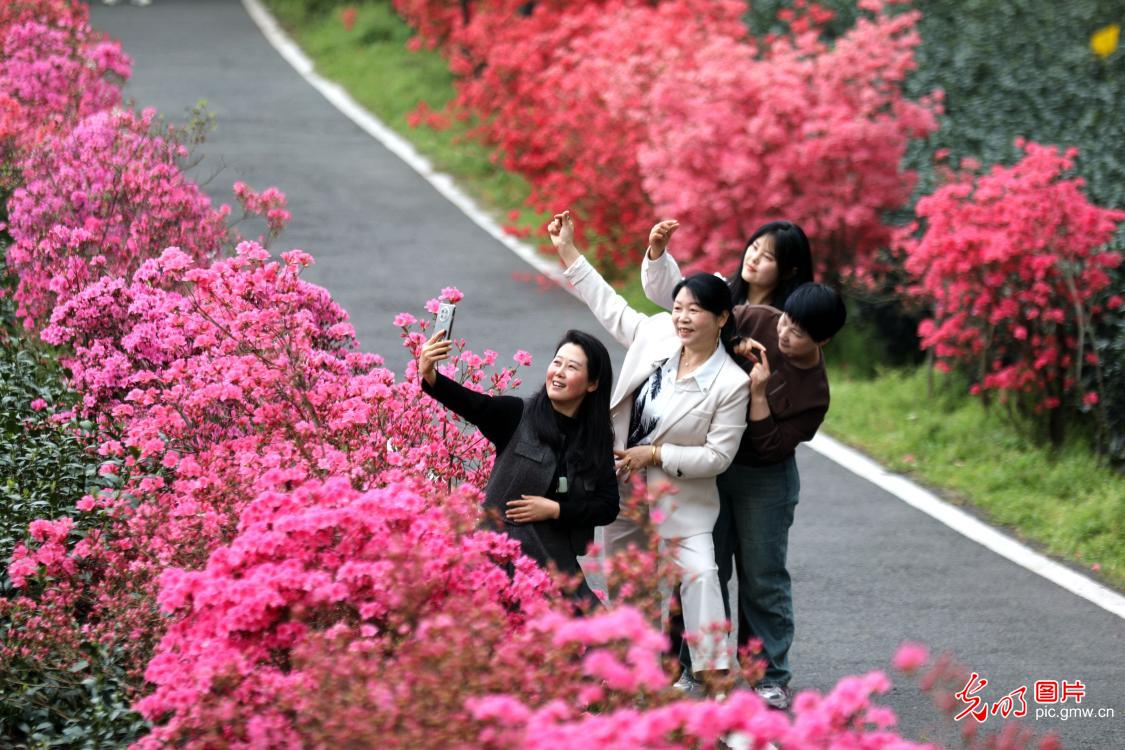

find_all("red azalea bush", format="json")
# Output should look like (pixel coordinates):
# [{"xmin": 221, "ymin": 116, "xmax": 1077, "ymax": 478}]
[
  {"xmin": 640, "ymin": 0, "xmax": 940, "ymax": 279},
  {"xmin": 898, "ymin": 140, "xmax": 1124, "ymax": 442},
  {"xmin": 441, "ymin": 0, "xmax": 749, "ymax": 269},
  {"xmin": 397, "ymin": 0, "xmax": 937, "ymax": 277}
]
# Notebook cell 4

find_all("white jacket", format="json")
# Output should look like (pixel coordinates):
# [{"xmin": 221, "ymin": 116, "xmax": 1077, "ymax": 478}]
[{"xmin": 563, "ymin": 257, "xmax": 749, "ymax": 538}]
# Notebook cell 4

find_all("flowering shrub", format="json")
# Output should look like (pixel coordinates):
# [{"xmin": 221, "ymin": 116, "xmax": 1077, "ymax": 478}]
[
  {"xmin": 9, "ymin": 241, "xmax": 515, "ymax": 656},
  {"xmin": 898, "ymin": 140, "xmax": 1123, "ymax": 443},
  {"xmin": 0, "ymin": 0, "xmax": 131, "ymax": 200},
  {"xmin": 640, "ymin": 0, "xmax": 940, "ymax": 279},
  {"xmin": 5, "ymin": 108, "xmax": 231, "ymax": 329},
  {"xmin": 397, "ymin": 0, "xmax": 937, "ymax": 277},
  {"xmin": 440, "ymin": 0, "xmax": 750, "ymax": 269},
  {"xmin": 133, "ymin": 477, "xmax": 553, "ymax": 747}
]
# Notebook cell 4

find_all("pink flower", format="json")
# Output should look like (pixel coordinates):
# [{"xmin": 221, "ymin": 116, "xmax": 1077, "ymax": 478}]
[
  {"xmin": 7, "ymin": 557, "xmax": 38, "ymax": 587},
  {"xmin": 30, "ymin": 398, "xmax": 47, "ymax": 411},
  {"xmin": 440, "ymin": 286, "xmax": 464, "ymax": 304},
  {"xmin": 892, "ymin": 641, "xmax": 929, "ymax": 674},
  {"xmin": 513, "ymin": 350, "xmax": 533, "ymax": 367},
  {"xmin": 393, "ymin": 312, "xmax": 417, "ymax": 328}
]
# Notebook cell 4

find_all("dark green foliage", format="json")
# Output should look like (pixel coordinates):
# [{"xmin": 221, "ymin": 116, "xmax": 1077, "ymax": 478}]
[
  {"xmin": 0, "ymin": 306, "xmax": 103, "ymax": 590},
  {"xmin": 900, "ymin": 0, "xmax": 1125, "ymax": 463},
  {"xmin": 0, "ymin": 644, "xmax": 148, "ymax": 750},
  {"xmin": 0, "ymin": 247, "xmax": 147, "ymax": 748},
  {"xmin": 1092, "ymin": 235, "xmax": 1125, "ymax": 465},
  {"xmin": 902, "ymin": 0, "xmax": 1125, "ymax": 210}
]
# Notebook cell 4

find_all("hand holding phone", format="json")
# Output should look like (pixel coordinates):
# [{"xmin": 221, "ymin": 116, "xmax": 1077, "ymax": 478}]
[{"xmin": 418, "ymin": 330, "xmax": 454, "ymax": 386}]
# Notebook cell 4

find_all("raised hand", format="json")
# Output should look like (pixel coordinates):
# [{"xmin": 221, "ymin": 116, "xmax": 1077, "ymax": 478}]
[
  {"xmin": 418, "ymin": 330, "xmax": 454, "ymax": 386},
  {"xmin": 546, "ymin": 210, "xmax": 582, "ymax": 268},
  {"xmin": 647, "ymin": 219, "xmax": 679, "ymax": 259}
]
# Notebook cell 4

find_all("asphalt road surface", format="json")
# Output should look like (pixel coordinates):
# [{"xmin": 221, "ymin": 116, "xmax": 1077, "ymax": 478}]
[{"xmin": 89, "ymin": 2, "xmax": 1124, "ymax": 746}]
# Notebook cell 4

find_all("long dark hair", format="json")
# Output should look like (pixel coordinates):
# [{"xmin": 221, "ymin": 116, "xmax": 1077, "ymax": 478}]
[
  {"xmin": 671, "ymin": 273, "xmax": 738, "ymax": 357},
  {"xmin": 726, "ymin": 221, "xmax": 814, "ymax": 308},
  {"xmin": 526, "ymin": 330, "xmax": 614, "ymax": 479}
]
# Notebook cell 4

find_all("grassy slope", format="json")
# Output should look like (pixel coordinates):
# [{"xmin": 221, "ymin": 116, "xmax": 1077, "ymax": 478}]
[{"xmin": 260, "ymin": 0, "xmax": 1124, "ymax": 587}]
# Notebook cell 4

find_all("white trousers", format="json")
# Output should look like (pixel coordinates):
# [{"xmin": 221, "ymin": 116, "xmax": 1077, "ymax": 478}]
[{"xmin": 603, "ymin": 516, "xmax": 730, "ymax": 672}]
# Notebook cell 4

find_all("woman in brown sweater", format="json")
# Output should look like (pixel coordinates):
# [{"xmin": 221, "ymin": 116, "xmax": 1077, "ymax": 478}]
[{"xmin": 642, "ymin": 220, "xmax": 845, "ymax": 708}]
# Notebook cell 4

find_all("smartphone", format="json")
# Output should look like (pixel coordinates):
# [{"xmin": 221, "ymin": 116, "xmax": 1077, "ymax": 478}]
[{"xmin": 435, "ymin": 302, "xmax": 457, "ymax": 340}]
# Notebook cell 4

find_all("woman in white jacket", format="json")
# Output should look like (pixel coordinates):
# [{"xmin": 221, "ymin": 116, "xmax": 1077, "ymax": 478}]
[{"xmin": 547, "ymin": 211, "xmax": 749, "ymax": 683}]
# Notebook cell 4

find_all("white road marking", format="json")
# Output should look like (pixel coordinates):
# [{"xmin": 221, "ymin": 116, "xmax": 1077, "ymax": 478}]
[{"xmin": 808, "ymin": 433, "xmax": 1125, "ymax": 620}]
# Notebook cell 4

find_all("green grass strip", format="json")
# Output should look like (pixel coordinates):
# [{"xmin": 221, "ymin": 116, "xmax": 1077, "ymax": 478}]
[{"xmin": 825, "ymin": 367, "xmax": 1124, "ymax": 587}]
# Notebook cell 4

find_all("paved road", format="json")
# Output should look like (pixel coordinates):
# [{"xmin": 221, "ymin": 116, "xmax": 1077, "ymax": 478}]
[{"xmin": 90, "ymin": 2, "xmax": 1123, "ymax": 746}]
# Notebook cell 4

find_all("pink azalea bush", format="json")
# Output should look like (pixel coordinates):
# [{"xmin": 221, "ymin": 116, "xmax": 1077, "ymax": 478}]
[
  {"xmin": 6, "ymin": 242, "xmax": 522, "ymax": 676},
  {"xmin": 5, "ymin": 108, "xmax": 231, "ymax": 329},
  {"xmin": 133, "ymin": 476, "xmax": 555, "ymax": 748},
  {"xmin": 0, "ymin": 0, "xmax": 131, "ymax": 156},
  {"xmin": 898, "ymin": 140, "xmax": 1123, "ymax": 442}
]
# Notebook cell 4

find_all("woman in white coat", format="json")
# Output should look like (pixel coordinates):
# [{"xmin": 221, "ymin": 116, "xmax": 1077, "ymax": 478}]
[{"xmin": 547, "ymin": 210, "xmax": 749, "ymax": 682}]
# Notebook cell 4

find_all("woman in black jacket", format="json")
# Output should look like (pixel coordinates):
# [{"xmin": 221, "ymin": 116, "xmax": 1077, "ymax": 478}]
[{"xmin": 419, "ymin": 328, "xmax": 619, "ymax": 607}]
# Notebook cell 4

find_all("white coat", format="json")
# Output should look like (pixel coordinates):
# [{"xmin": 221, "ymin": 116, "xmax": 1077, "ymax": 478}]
[{"xmin": 563, "ymin": 257, "xmax": 749, "ymax": 539}]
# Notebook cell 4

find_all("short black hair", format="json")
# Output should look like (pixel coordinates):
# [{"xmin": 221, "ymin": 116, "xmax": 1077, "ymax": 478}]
[{"xmin": 783, "ymin": 283, "xmax": 846, "ymax": 342}]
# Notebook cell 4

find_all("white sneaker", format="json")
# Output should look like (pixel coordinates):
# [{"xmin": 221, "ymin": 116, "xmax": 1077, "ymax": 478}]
[
  {"xmin": 755, "ymin": 683, "xmax": 791, "ymax": 710},
  {"xmin": 672, "ymin": 671, "xmax": 706, "ymax": 698}
]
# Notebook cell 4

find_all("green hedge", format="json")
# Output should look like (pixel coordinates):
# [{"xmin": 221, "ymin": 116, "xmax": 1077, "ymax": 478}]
[{"xmin": 0, "ymin": 253, "xmax": 146, "ymax": 748}]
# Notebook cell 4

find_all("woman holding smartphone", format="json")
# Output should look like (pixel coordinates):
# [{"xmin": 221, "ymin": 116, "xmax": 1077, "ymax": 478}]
[
  {"xmin": 642, "ymin": 219, "xmax": 845, "ymax": 708},
  {"xmin": 418, "ymin": 328, "xmax": 619, "ymax": 608},
  {"xmin": 547, "ymin": 210, "xmax": 749, "ymax": 685}
]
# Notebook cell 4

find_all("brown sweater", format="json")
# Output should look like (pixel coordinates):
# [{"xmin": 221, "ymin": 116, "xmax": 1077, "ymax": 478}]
[{"xmin": 732, "ymin": 305, "xmax": 830, "ymax": 466}]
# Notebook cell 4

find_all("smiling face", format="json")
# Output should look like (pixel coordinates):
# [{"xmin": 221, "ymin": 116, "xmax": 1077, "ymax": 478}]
[
  {"xmin": 741, "ymin": 233, "xmax": 780, "ymax": 293},
  {"xmin": 545, "ymin": 342, "xmax": 597, "ymax": 412},
  {"xmin": 776, "ymin": 312, "xmax": 820, "ymax": 365},
  {"xmin": 672, "ymin": 287, "xmax": 726, "ymax": 352}
]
